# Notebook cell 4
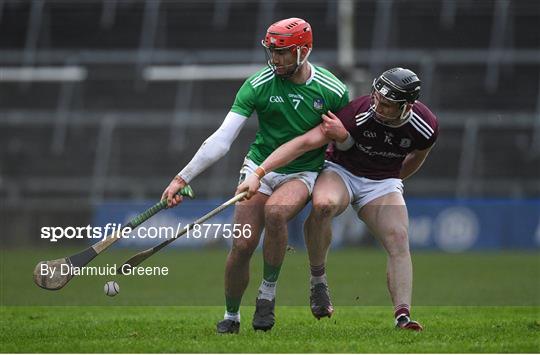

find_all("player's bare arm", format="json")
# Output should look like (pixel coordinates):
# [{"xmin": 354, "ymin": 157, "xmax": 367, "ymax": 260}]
[
  {"xmin": 236, "ymin": 108, "xmax": 359, "ymax": 199},
  {"xmin": 399, "ymin": 146, "xmax": 433, "ymax": 180},
  {"xmin": 236, "ymin": 125, "xmax": 330, "ymax": 199}
]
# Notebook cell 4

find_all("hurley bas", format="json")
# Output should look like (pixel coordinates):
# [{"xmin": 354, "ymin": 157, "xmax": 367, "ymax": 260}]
[{"xmin": 40, "ymin": 263, "xmax": 169, "ymax": 278}]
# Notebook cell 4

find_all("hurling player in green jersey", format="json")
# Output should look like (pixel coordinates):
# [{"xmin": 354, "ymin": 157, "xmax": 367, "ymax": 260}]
[{"xmin": 162, "ymin": 18, "xmax": 349, "ymax": 334}]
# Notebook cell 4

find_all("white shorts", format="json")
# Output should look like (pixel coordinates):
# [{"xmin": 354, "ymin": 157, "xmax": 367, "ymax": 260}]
[
  {"xmin": 239, "ymin": 158, "xmax": 318, "ymax": 196},
  {"xmin": 323, "ymin": 160, "xmax": 404, "ymax": 211}
]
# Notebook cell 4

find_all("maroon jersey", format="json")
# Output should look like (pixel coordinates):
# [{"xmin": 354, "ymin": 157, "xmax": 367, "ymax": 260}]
[{"xmin": 326, "ymin": 95, "xmax": 438, "ymax": 180}]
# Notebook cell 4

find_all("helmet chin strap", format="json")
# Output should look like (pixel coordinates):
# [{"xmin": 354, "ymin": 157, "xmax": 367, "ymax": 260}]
[
  {"xmin": 297, "ymin": 46, "xmax": 311, "ymax": 67},
  {"xmin": 291, "ymin": 46, "xmax": 311, "ymax": 76},
  {"xmin": 398, "ymin": 103, "xmax": 412, "ymax": 120},
  {"xmin": 370, "ymin": 101, "xmax": 412, "ymax": 126}
]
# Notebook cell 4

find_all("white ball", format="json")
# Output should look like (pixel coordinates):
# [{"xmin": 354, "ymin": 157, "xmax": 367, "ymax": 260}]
[{"xmin": 104, "ymin": 280, "xmax": 120, "ymax": 297}]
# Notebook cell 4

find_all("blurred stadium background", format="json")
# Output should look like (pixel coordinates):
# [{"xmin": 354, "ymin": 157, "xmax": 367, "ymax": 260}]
[{"xmin": 0, "ymin": 0, "xmax": 539, "ymax": 254}]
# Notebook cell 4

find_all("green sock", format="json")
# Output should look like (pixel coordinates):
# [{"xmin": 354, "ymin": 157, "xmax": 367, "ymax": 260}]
[
  {"xmin": 263, "ymin": 261, "xmax": 282, "ymax": 283},
  {"xmin": 225, "ymin": 296, "xmax": 241, "ymax": 314}
]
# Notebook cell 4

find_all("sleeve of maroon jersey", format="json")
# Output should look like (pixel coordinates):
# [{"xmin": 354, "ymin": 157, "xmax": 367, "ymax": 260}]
[
  {"xmin": 412, "ymin": 102, "xmax": 439, "ymax": 150},
  {"xmin": 334, "ymin": 96, "xmax": 370, "ymax": 133}
]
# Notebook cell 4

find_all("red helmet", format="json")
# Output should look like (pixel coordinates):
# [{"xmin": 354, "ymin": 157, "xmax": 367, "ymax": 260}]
[
  {"xmin": 261, "ymin": 18, "xmax": 313, "ymax": 77},
  {"xmin": 262, "ymin": 18, "xmax": 313, "ymax": 51}
]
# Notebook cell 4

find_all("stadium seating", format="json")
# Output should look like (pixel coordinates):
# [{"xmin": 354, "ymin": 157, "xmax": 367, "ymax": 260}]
[{"xmin": 0, "ymin": 0, "xmax": 538, "ymax": 208}]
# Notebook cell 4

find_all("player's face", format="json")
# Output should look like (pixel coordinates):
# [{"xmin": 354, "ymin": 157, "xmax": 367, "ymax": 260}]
[
  {"xmin": 269, "ymin": 47, "xmax": 297, "ymax": 76},
  {"xmin": 372, "ymin": 91, "xmax": 402, "ymax": 122}
]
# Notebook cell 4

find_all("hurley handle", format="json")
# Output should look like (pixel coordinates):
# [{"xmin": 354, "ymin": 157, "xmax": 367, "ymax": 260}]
[{"xmin": 128, "ymin": 185, "xmax": 195, "ymax": 229}]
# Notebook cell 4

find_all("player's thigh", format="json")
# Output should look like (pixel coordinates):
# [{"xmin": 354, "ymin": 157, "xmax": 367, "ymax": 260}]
[
  {"xmin": 311, "ymin": 170, "xmax": 350, "ymax": 218},
  {"xmin": 232, "ymin": 192, "xmax": 268, "ymax": 251},
  {"xmin": 265, "ymin": 179, "xmax": 310, "ymax": 223},
  {"xmin": 358, "ymin": 192, "xmax": 409, "ymax": 250}
]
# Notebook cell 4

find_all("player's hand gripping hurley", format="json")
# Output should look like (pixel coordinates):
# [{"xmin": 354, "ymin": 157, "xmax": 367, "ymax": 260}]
[{"xmin": 33, "ymin": 186, "xmax": 195, "ymax": 290}]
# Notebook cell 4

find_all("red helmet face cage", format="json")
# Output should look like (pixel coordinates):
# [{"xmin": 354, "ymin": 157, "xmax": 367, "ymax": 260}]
[{"xmin": 261, "ymin": 18, "xmax": 313, "ymax": 77}]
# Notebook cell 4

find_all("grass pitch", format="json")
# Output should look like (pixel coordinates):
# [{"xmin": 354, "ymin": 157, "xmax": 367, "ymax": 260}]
[
  {"xmin": 1, "ymin": 248, "xmax": 539, "ymax": 352},
  {"xmin": 1, "ymin": 306, "xmax": 538, "ymax": 353}
]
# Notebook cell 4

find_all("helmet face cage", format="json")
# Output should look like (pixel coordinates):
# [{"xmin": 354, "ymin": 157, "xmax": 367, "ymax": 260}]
[
  {"xmin": 371, "ymin": 90, "xmax": 410, "ymax": 122},
  {"xmin": 261, "ymin": 41, "xmax": 311, "ymax": 78}
]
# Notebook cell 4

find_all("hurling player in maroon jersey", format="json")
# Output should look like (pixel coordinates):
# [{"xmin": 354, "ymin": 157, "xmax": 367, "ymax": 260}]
[{"xmin": 237, "ymin": 68, "xmax": 438, "ymax": 331}]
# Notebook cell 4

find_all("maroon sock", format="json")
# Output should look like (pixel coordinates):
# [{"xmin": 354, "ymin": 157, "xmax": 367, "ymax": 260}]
[
  {"xmin": 310, "ymin": 263, "xmax": 325, "ymax": 277},
  {"xmin": 394, "ymin": 304, "xmax": 410, "ymax": 319}
]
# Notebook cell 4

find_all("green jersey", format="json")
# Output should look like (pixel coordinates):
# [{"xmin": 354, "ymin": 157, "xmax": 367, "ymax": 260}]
[{"xmin": 231, "ymin": 64, "xmax": 349, "ymax": 174}]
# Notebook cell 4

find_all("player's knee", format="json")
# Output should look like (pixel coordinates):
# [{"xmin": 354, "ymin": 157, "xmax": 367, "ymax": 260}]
[
  {"xmin": 311, "ymin": 199, "xmax": 339, "ymax": 220},
  {"xmin": 264, "ymin": 205, "xmax": 288, "ymax": 228},
  {"xmin": 384, "ymin": 228, "xmax": 410, "ymax": 256},
  {"xmin": 231, "ymin": 237, "xmax": 257, "ymax": 259}
]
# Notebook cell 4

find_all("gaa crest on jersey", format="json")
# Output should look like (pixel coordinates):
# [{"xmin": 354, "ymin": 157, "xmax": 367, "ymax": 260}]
[
  {"xmin": 363, "ymin": 131, "xmax": 377, "ymax": 138},
  {"xmin": 313, "ymin": 98, "xmax": 324, "ymax": 110},
  {"xmin": 269, "ymin": 96, "xmax": 285, "ymax": 103},
  {"xmin": 399, "ymin": 138, "xmax": 412, "ymax": 148}
]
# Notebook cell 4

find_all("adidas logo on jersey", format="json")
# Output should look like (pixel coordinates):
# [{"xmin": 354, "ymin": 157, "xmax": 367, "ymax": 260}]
[{"xmin": 269, "ymin": 96, "xmax": 285, "ymax": 103}]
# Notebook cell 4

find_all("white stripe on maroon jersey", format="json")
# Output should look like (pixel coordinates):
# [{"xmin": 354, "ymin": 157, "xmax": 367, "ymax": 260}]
[
  {"xmin": 355, "ymin": 116, "xmax": 370, "ymax": 126},
  {"xmin": 412, "ymin": 112, "xmax": 434, "ymax": 134},
  {"xmin": 355, "ymin": 111, "xmax": 371, "ymax": 126},
  {"xmin": 410, "ymin": 116, "xmax": 431, "ymax": 139},
  {"xmin": 355, "ymin": 111, "xmax": 370, "ymax": 120}
]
